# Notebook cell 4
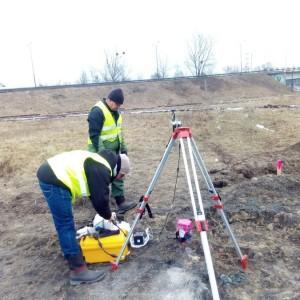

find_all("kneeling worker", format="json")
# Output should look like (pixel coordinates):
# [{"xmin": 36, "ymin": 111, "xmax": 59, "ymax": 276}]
[{"xmin": 37, "ymin": 149, "xmax": 130, "ymax": 285}]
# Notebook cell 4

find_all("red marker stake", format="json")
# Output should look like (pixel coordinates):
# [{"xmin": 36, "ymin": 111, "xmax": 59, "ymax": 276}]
[{"xmin": 277, "ymin": 160, "xmax": 283, "ymax": 175}]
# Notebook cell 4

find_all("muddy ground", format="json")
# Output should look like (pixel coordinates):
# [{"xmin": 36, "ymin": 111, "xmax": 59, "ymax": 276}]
[{"xmin": 1, "ymin": 75, "xmax": 300, "ymax": 299}]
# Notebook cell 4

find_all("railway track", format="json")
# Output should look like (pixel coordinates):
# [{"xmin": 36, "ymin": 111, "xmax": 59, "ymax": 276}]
[{"xmin": 0, "ymin": 101, "xmax": 299, "ymax": 122}]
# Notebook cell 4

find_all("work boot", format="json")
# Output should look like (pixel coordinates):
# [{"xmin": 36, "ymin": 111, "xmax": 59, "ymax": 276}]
[
  {"xmin": 70, "ymin": 266, "xmax": 105, "ymax": 286},
  {"xmin": 115, "ymin": 196, "xmax": 137, "ymax": 214},
  {"xmin": 67, "ymin": 254, "xmax": 105, "ymax": 286}
]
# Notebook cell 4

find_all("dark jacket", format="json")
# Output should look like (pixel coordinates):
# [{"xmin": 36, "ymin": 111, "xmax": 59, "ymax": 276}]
[
  {"xmin": 37, "ymin": 150, "xmax": 117, "ymax": 220},
  {"xmin": 87, "ymin": 99, "xmax": 127, "ymax": 154}
]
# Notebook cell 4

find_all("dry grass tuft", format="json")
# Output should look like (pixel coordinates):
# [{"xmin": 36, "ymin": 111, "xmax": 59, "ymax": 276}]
[{"xmin": 0, "ymin": 156, "xmax": 15, "ymax": 178}]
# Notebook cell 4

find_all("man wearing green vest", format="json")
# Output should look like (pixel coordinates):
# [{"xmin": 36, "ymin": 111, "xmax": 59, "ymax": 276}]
[
  {"xmin": 37, "ymin": 149, "xmax": 130, "ymax": 285},
  {"xmin": 87, "ymin": 88, "xmax": 136, "ymax": 214}
]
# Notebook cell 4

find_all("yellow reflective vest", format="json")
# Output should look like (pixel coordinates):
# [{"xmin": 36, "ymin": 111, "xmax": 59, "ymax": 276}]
[
  {"xmin": 88, "ymin": 101, "xmax": 123, "ymax": 146},
  {"xmin": 47, "ymin": 150, "xmax": 112, "ymax": 203}
]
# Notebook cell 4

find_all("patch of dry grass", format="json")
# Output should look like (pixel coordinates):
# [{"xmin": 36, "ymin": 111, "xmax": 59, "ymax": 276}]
[
  {"xmin": 1, "ymin": 105, "xmax": 299, "ymax": 183},
  {"xmin": 0, "ymin": 77, "xmax": 298, "ymax": 199},
  {"xmin": 0, "ymin": 155, "xmax": 15, "ymax": 178}
]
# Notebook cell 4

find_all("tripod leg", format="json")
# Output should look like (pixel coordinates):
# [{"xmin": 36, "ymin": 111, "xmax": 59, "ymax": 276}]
[
  {"xmin": 187, "ymin": 137, "xmax": 205, "ymax": 214},
  {"xmin": 112, "ymin": 137, "xmax": 176, "ymax": 269},
  {"xmin": 191, "ymin": 138, "xmax": 214, "ymax": 192},
  {"xmin": 191, "ymin": 138, "xmax": 247, "ymax": 267},
  {"xmin": 201, "ymin": 231, "xmax": 220, "ymax": 300},
  {"xmin": 179, "ymin": 138, "xmax": 220, "ymax": 300},
  {"xmin": 178, "ymin": 138, "xmax": 198, "ymax": 217},
  {"xmin": 144, "ymin": 137, "xmax": 176, "ymax": 196}
]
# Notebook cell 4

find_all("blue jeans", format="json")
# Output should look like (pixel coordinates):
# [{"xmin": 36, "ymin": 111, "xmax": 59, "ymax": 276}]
[{"xmin": 39, "ymin": 181, "xmax": 81, "ymax": 257}]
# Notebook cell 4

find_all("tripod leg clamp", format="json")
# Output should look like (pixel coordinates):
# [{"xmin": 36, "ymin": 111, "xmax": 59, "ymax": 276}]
[
  {"xmin": 137, "ymin": 196, "xmax": 154, "ymax": 219},
  {"xmin": 195, "ymin": 220, "xmax": 209, "ymax": 232},
  {"xmin": 211, "ymin": 194, "xmax": 221, "ymax": 201},
  {"xmin": 213, "ymin": 204, "xmax": 224, "ymax": 209},
  {"xmin": 136, "ymin": 207, "xmax": 145, "ymax": 215},
  {"xmin": 211, "ymin": 194, "xmax": 224, "ymax": 209}
]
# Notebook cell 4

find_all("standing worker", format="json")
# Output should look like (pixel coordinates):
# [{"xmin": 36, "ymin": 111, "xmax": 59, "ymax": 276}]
[
  {"xmin": 87, "ymin": 88, "xmax": 136, "ymax": 213},
  {"xmin": 37, "ymin": 149, "xmax": 130, "ymax": 285}
]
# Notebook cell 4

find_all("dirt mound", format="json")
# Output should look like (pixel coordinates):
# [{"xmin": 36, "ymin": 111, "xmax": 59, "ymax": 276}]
[
  {"xmin": 289, "ymin": 142, "xmax": 300, "ymax": 152},
  {"xmin": 0, "ymin": 74, "xmax": 291, "ymax": 116}
]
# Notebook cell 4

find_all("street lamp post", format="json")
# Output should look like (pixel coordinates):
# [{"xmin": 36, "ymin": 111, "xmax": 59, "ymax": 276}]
[
  {"xmin": 291, "ymin": 67, "xmax": 294, "ymax": 92},
  {"xmin": 28, "ymin": 42, "xmax": 37, "ymax": 87},
  {"xmin": 155, "ymin": 41, "xmax": 160, "ymax": 79},
  {"xmin": 240, "ymin": 43, "xmax": 243, "ymax": 73}
]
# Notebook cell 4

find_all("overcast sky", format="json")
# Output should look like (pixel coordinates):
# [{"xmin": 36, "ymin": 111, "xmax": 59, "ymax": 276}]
[{"xmin": 1, "ymin": 0, "xmax": 299, "ymax": 88}]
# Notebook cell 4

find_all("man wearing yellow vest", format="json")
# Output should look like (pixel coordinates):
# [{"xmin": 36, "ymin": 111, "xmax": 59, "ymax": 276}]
[
  {"xmin": 87, "ymin": 88, "xmax": 136, "ymax": 214},
  {"xmin": 37, "ymin": 149, "xmax": 130, "ymax": 285}
]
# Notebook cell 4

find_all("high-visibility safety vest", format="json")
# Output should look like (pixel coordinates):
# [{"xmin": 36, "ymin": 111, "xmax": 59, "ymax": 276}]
[
  {"xmin": 47, "ymin": 150, "xmax": 112, "ymax": 202},
  {"xmin": 88, "ymin": 101, "xmax": 123, "ymax": 145}
]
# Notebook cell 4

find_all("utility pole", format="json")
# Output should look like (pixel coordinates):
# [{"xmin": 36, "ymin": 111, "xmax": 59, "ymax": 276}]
[
  {"xmin": 291, "ymin": 67, "xmax": 294, "ymax": 92},
  {"xmin": 155, "ymin": 41, "xmax": 160, "ymax": 79},
  {"xmin": 28, "ymin": 42, "xmax": 37, "ymax": 87},
  {"xmin": 240, "ymin": 43, "xmax": 243, "ymax": 73}
]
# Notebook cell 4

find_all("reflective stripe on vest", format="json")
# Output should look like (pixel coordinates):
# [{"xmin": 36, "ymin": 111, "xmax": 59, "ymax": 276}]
[
  {"xmin": 47, "ymin": 150, "xmax": 112, "ymax": 202},
  {"xmin": 88, "ymin": 101, "xmax": 122, "ymax": 145}
]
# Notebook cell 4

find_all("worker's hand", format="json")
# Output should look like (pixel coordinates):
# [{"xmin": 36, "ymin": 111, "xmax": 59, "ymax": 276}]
[
  {"xmin": 121, "ymin": 150, "xmax": 128, "ymax": 155},
  {"xmin": 110, "ymin": 212, "xmax": 117, "ymax": 222}
]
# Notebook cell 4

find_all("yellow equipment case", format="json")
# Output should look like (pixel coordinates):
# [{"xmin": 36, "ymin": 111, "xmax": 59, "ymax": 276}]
[{"xmin": 80, "ymin": 230, "xmax": 130, "ymax": 263}]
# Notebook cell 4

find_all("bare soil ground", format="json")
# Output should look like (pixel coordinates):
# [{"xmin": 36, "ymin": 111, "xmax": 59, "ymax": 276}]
[{"xmin": 1, "ymin": 74, "xmax": 300, "ymax": 299}]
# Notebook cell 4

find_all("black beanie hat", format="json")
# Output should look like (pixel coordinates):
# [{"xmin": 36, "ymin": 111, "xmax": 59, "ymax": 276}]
[{"xmin": 108, "ymin": 88, "xmax": 124, "ymax": 105}]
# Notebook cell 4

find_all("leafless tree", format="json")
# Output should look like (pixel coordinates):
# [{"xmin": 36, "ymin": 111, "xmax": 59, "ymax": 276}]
[
  {"xmin": 78, "ymin": 71, "xmax": 88, "ymax": 84},
  {"xmin": 89, "ymin": 68, "xmax": 101, "ymax": 83},
  {"xmin": 101, "ymin": 51, "xmax": 127, "ymax": 82},
  {"xmin": 186, "ymin": 34, "xmax": 214, "ymax": 76},
  {"xmin": 173, "ymin": 65, "xmax": 185, "ymax": 77},
  {"xmin": 223, "ymin": 65, "xmax": 240, "ymax": 74},
  {"xmin": 259, "ymin": 62, "xmax": 274, "ymax": 71},
  {"xmin": 151, "ymin": 59, "xmax": 168, "ymax": 79},
  {"xmin": 151, "ymin": 44, "xmax": 168, "ymax": 79}
]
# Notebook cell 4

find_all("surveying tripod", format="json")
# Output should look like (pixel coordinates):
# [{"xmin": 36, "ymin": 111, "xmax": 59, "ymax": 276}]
[{"xmin": 112, "ymin": 111, "xmax": 248, "ymax": 300}]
